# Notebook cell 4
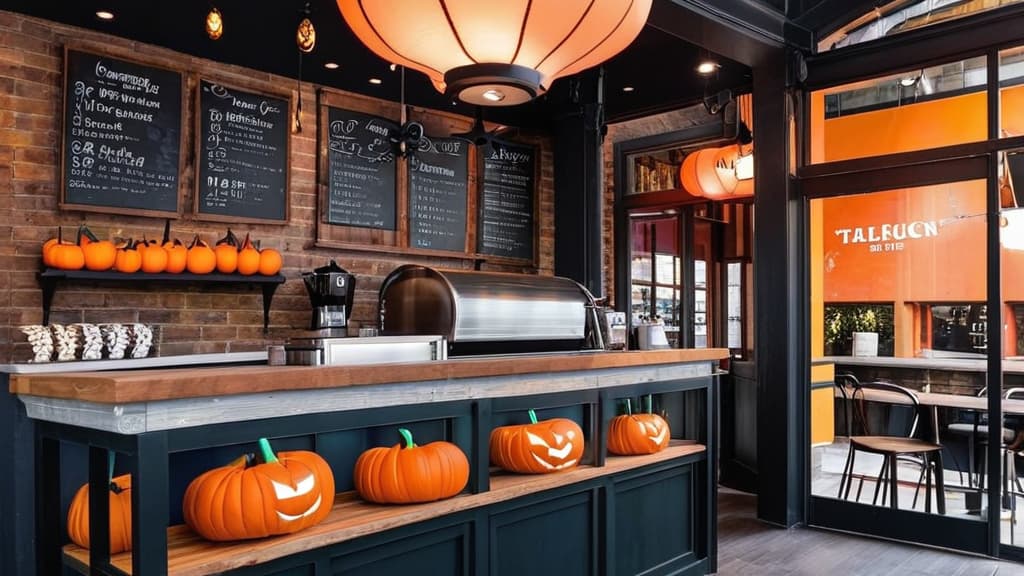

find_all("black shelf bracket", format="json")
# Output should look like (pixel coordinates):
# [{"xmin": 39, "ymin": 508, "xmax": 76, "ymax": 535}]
[{"xmin": 37, "ymin": 269, "xmax": 287, "ymax": 334}]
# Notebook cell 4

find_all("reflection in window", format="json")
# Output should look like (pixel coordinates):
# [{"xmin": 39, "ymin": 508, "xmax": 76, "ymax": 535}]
[
  {"xmin": 819, "ymin": 0, "xmax": 1024, "ymax": 52},
  {"xmin": 824, "ymin": 303, "xmax": 895, "ymax": 356},
  {"xmin": 927, "ymin": 304, "xmax": 987, "ymax": 356},
  {"xmin": 727, "ymin": 262, "xmax": 743, "ymax": 351}
]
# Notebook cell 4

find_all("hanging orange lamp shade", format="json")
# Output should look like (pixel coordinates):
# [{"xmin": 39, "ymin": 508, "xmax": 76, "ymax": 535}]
[
  {"xmin": 714, "ymin": 144, "xmax": 741, "ymax": 195},
  {"xmin": 336, "ymin": 0, "xmax": 652, "ymax": 106},
  {"xmin": 695, "ymin": 147, "xmax": 729, "ymax": 199},
  {"xmin": 680, "ymin": 151, "xmax": 702, "ymax": 196}
]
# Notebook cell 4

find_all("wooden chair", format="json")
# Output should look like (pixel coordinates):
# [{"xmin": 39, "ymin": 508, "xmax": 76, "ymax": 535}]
[{"xmin": 840, "ymin": 381, "xmax": 946, "ymax": 513}]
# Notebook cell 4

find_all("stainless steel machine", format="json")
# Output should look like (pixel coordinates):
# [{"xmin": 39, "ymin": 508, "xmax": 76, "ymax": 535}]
[
  {"xmin": 378, "ymin": 265, "xmax": 605, "ymax": 356},
  {"xmin": 302, "ymin": 260, "xmax": 356, "ymax": 333}
]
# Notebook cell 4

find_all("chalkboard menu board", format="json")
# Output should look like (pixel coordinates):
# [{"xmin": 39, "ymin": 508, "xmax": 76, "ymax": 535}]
[
  {"xmin": 326, "ymin": 107, "xmax": 398, "ymax": 230},
  {"xmin": 62, "ymin": 48, "xmax": 183, "ymax": 215},
  {"xmin": 478, "ymin": 140, "xmax": 535, "ymax": 261},
  {"xmin": 197, "ymin": 80, "xmax": 289, "ymax": 222},
  {"xmin": 408, "ymin": 137, "xmax": 469, "ymax": 252}
]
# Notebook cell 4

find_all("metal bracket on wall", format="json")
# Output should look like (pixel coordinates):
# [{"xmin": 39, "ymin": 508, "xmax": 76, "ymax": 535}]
[{"xmin": 37, "ymin": 268, "xmax": 286, "ymax": 333}]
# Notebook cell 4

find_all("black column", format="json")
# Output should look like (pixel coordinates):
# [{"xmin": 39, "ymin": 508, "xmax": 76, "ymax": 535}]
[
  {"xmin": 753, "ymin": 48, "xmax": 805, "ymax": 528},
  {"xmin": 552, "ymin": 70, "xmax": 605, "ymax": 296}
]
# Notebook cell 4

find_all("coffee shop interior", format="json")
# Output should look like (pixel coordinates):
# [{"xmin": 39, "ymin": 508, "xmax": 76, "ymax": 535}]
[{"xmin": 6, "ymin": 0, "xmax": 1024, "ymax": 574}]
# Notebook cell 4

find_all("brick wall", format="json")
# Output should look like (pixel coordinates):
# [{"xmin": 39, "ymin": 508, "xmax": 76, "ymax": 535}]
[{"xmin": 0, "ymin": 11, "xmax": 555, "ymax": 363}]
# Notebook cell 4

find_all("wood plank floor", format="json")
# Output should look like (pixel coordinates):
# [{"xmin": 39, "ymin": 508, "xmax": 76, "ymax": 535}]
[{"xmin": 716, "ymin": 488, "xmax": 1024, "ymax": 576}]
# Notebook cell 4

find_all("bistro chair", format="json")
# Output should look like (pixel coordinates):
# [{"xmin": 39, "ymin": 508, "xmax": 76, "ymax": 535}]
[
  {"xmin": 980, "ymin": 387, "xmax": 1024, "ymax": 543},
  {"xmin": 834, "ymin": 373, "xmax": 859, "ymax": 499},
  {"xmin": 944, "ymin": 386, "xmax": 1014, "ymax": 490},
  {"xmin": 840, "ymin": 381, "xmax": 947, "ymax": 513}
]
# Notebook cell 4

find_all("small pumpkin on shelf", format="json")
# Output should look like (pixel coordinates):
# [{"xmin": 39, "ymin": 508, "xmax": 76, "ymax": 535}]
[
  {"xmin": 258, "ymin": 245, "xmax": 282, "ymax": 276},
  {"xmin": 114, "ymin": 239, "xmax": 142, "ymax": 274},
  {"xmin": 138, "ymin": 236, "xmax": 168, "ymax": 274},
  {"xmin": 42, "ymin": 226, "xmax": 84, "ymax": 270},
  {"xmin": 163, "ymin": 238, "xmax": 188, "ymax": 274},
  {"xmin": 79, "ymin": 226, "xmax": 117, "ymax": 272},
  {"xmin": 607, "ymin": 397, "xmax": 671, "ymax": 456},
  {"xmin": 182, "ymin": 438, "xmax": 334, "ymax": 541},
  {"xmin": 186, "ymin": 234, "xmax": 216, "ymax": 275},
  {"xmin": 66, "ymin": 452, "xmax": 132, "ymax": 554},
  {"xmin": 354, "ymin": 428, "xmax": 469, "ymax": 504},
  {"xmin": 490, "ymin": 409, "xmax": 584, "ymax": 474},
  {"xmin": 236, "ymin": 233, "xmax": 261, "ymax": 276},
  {"xmin": 214, "ymin": 228, "xmax": 239, "ymax": 274}
]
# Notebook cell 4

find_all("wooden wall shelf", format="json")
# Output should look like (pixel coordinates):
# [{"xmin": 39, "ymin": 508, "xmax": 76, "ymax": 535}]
[{"xmin": 37, "ymin": 269, "xmax": 286, "ymax": 332}]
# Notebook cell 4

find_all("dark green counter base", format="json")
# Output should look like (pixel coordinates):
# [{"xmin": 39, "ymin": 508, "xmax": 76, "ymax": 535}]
[{"xmin": 228, "ymin": 455, "xmax": 708, "ymax": 576}]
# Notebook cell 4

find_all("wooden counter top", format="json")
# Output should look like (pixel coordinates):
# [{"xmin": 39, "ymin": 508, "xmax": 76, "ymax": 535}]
[{"xmin": 11, "ymin": 348, "xmax": 728, "ymax": 405}]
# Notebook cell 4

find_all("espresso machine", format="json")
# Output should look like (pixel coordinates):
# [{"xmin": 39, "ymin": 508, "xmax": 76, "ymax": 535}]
[
  {"xmin": 302, "ymin": 260, "xmax": 356, "ymax": 334},
  {"xmin": 283, "ymin": 261, "xmax": 446, "ymax": 366}
]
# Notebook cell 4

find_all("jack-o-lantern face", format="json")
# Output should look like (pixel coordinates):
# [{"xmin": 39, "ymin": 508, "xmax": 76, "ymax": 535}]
[
  {"xmin": 183, "ymin": 438, "xmax": 335, "ymax": 541},
  {"xmin": 490, "ymin": 410, "xmax": 585, "ymax": 474},
  {"xmin": 607, "ymin": 398, "xmax": 671, "ymax": 456}
]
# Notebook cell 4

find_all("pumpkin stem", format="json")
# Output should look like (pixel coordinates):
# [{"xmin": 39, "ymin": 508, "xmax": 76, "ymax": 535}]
[
  {"xmin": 398, "ymin": 428, "xmax": 415, "ymax": 449},
  {"xmin": 645, "ymin": 395, "xmax": 653, "ymax": 414},
  {"xmin": 78, "ymin": 224, "xmax": 98, "ymax": 244},
  {"xmin": 107, "ymin": 450, "xmax": 123, "ymax": 493},
  {"xmin": 257, "ymin": 438, "xmax": 279, "ymax": 464},
  {"xmin": 528, "ymin": 409, "xmax": 538, "ymax": 424},
  {"xmin": 57, "ymin": 225, "xmax": 63, "ymax": 244},
  {"xmin": 162, "ymin": 219, "xmax": 171, "ymax": 244},
  {"xmin": 624, "ymin": 398, "xmax": 632, "ymax": 415}
]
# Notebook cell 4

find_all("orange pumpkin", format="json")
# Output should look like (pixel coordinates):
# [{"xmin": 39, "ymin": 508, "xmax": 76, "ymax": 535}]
[
  {"xmin": 236, "ymin": 233, "xmax": 260, "ymax": 276},
  {"xmin": 258, "ymin": 248, "xmax": 282, "ymax": 276},
  {"xmin": 67, "ymin": 472, "xmax": 132, "ymax": 554},
  {"xmin": 82, "ymin": 230, "xmax": 117, "ymax": 271},
  {"xmin": 354, "ymin": 428, "xmax": 469, "ymax": 504},
  {"xmin": 139, "ymin": 239, "xmax": 168, "ymax": 274},
  {"xmin": 186, "ymin": 235, "xmax": 216, "ymax": 275},
  {"xmin": 50, "ymin": 240, "xmax": 85, "ymax": 270},
  {"xmin": 607, "ymin": 398, "xmax": 671, "ymax": 456},
  {"xmin": 214, "ymin": 229, "xmax": 239, "ymax": 274},
  {"xmin": 114, "ymin": 239, "xmax": 142, "ymax": 274},
  {"xmin": 163, "ymin": 239, "xmax": 188, "ymax": 273},
  {"xmin": 43, "ymin": 226, "xmax": 74, "ymax": 268},
  {"xmin": 490, "ymin": 410, "xmax": 584, "ymax": 474},
  {"xmin": 183, "ymin": 438, "xmax": 334, "ymax": 541}
]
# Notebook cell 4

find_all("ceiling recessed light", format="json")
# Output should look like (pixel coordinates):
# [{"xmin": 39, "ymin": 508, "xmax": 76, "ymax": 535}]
[
  {"xmin": 696, "ymin": 61, "xmax": 718, "ymax": 75},
  {"xmin": 389, "ymin": 63, "xmax": 398, "ymax": 72},
  {"xmin": 95, "ymin": 10, "xmax": 114, "ymax": 20},
  {"xmin": 622, "ymin": 86, "xmax": 634, "ymax": 92},
  {"xmin": 324, "ymin": 62, "xmax": 340, "ymax": 70},
  {"xmin": 899, "ymin": 74, "xmax": 921, "ymax": 87},
  {"xmin": 369, "ymin": 78, "xmax": 382, "ymax": 85},
  {"xmin": 482, "ymin": 89, "xmax": 505, "ymax": 102}
]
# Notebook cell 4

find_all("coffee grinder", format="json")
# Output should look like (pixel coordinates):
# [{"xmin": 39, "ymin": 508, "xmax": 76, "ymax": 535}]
[{"xmin": 302, "ymin": 260, "xmax": 357, "ymax": 334}]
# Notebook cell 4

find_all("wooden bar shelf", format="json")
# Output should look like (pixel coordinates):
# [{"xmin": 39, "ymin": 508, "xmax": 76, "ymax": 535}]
[
  {"xmin": 37, "ymin": 268, "xmax": 286, "ymax": 332},
  {"xmin": 63, "ymin": 442, "xmax": 706, "ymax": 576}
]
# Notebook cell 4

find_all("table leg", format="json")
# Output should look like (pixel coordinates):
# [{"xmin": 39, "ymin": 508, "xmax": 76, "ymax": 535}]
[
  {"xmin": 889, "ymin": 455, "xmax": 900, "ymax": 510},
  {"xmin": 933, "ymin": 451, "xmax": 947, "ymax": 515}
]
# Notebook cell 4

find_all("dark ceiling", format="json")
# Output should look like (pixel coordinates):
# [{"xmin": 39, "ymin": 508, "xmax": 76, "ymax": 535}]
[{"xmin": 3, "ymin": 0, "xmax": 751, "ymax": 128}]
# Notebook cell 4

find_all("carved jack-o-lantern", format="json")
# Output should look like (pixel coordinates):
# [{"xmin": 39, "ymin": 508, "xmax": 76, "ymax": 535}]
[
  {"xmin": 607, "ymin": 398, "xmax": 671, "ymax": 456},
  {"xmin": 182, "ymin": 438, "xmax": 334, "ymax": 541},
  {"xmin": 490, "ymin": 410, "xmax": 584, "ymax": 474}
]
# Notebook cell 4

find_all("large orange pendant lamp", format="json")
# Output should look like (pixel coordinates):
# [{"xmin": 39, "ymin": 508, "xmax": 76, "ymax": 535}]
[{"xmin": 335, "ymin": 0, "xmax": 652, "ymax": 106}]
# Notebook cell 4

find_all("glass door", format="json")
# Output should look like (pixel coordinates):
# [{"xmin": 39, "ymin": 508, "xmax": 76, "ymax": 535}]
[{"xmin": 629, "ymin": 215, "xmax": 681, "ymax": 347}]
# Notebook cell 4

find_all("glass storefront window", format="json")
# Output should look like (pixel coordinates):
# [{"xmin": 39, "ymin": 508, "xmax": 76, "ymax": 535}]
[
  {"xmin": 727, "ymin": 262, "xmax": 743, "ymax": 352},
  {"xmin": 1002, "ymin": 46, "xmax": 1024, "ymax": 140},
  {"xmin": 810, "ymin": 56, "xmax": 988, "ymax": 164},
  {"xmin": 809, "ymin": 179, "xmax": 987, "ymax": 520},
  {"xmin": 627, "ymin": 148, "xmax": 684, "ymax": 195}
]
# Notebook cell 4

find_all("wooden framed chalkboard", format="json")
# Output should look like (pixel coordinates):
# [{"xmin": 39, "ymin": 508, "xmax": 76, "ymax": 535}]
[
  {"xmin": 477, "ymin": 139, "xmax": 537, "ymax": 262},
  {"xmin": 60, "ymin": 46, "xmax": 185, "ymax": 218},
  {"xmin": 324, "ymin": 106, "xmax": 399, "ymax": 230},
  {"xmin": 195, "ymin": 79, "xmax": 290, "ymax": 223},
  {"xmin": 408, "ymin": 137, "xmax": 469, "ymax": 252}
]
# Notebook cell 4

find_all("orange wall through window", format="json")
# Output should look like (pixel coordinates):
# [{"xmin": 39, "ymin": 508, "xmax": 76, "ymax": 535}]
[{"xmin": 810, "ymin": 84, "xmax": 1024, "ymax": 358}]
